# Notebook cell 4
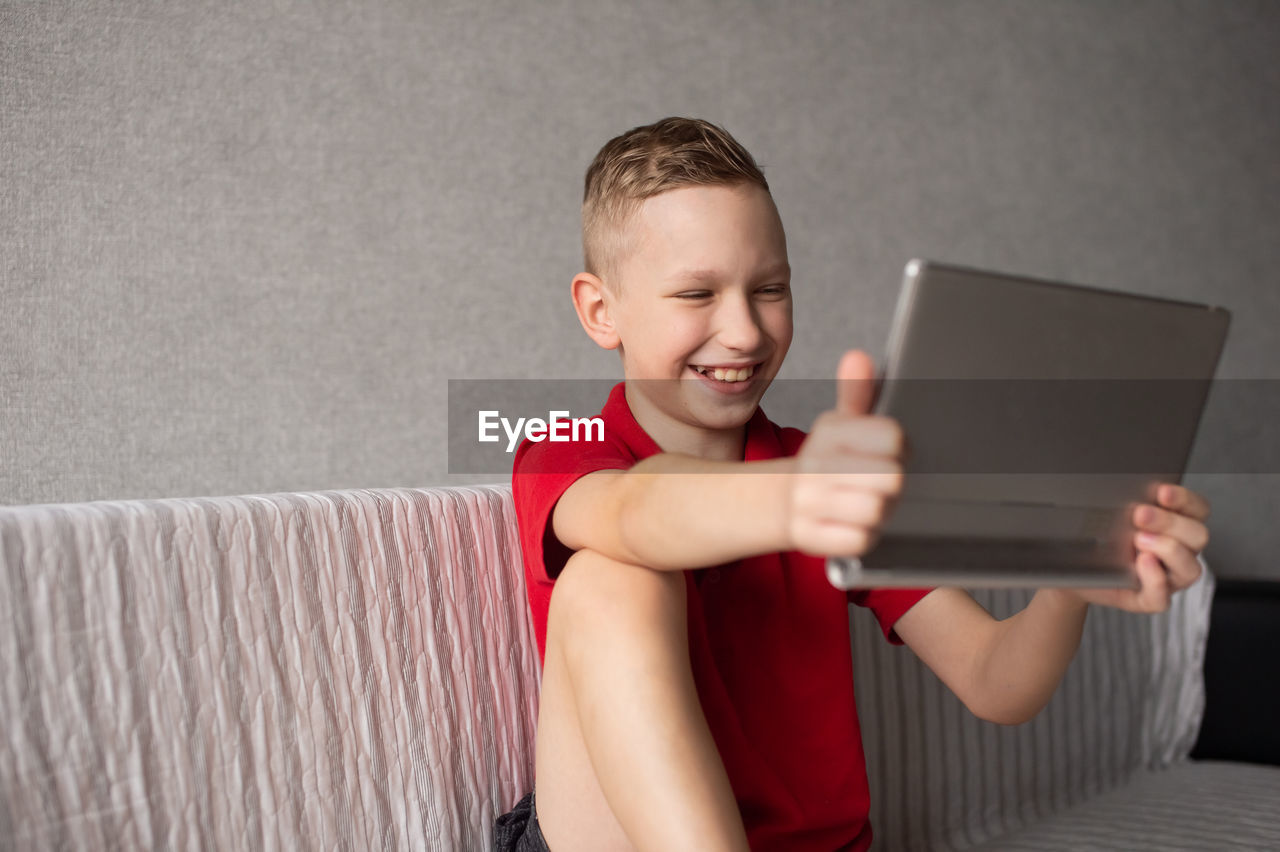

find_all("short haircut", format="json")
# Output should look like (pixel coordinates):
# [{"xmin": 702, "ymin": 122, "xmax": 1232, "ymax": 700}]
[{"xmin": 582, "ymin": 117, "xmax": 770, "ymax": 283}]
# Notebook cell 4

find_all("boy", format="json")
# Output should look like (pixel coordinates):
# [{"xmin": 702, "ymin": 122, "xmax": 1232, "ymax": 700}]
[{"xmin": 492, "ymin": 118, "xmax": 1210, "ymax": 851}]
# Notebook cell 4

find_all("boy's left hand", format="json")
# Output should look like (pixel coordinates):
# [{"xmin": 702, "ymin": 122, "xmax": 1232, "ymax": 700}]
[{"xmin": 1067, "ymin": 483, "xmax": 1210, "ymax": 613}]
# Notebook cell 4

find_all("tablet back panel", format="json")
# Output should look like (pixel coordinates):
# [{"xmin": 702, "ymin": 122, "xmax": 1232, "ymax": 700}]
[{"xmin": 830, "ymin": 260, "xmax": 1230, "ymax": 589}]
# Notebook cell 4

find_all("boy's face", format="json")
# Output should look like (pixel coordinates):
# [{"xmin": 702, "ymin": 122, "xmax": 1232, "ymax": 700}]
[{"xmin": 607, "ymin": 183, "xmax": 793, "ymax": 449}]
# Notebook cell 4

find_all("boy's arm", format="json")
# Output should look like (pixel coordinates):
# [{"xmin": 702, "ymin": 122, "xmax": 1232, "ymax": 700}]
[
  {"xmin": 552, "ymin": 455, "xmax": 796, "ymax": 571},
  {"xmin": 893, "ymin": 484, "xmax": 1210, "ymax": 725},
  {"xmin": 553, "ymin": 351, "xmax": 904, "ymax": 571},
  {"xmin": 889, "ymin": 587, "xmax": 1089, "ymax": 726}
]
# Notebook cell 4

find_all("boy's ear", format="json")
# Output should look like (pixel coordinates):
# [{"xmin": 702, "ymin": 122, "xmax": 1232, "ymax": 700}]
[{"xmin": 570, "ymin": 272, "xmax": 620, "ymax": 350}]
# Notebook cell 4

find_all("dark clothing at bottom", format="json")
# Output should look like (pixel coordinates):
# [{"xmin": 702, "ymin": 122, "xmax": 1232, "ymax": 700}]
[{"xmin": 493, "ymin": 790, "xmax": 553, "ymax": 852}]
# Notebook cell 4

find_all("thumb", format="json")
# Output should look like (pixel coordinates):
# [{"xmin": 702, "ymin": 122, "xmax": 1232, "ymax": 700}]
[{"xmin": 836, "ymin": 349, "xmax": 877, "ymax": 416}]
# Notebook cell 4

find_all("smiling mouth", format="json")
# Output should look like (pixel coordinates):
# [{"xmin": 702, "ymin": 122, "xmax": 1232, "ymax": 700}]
[{"xmin": 689, "ymin": 363, "xmax": 757, "ymax": 383}]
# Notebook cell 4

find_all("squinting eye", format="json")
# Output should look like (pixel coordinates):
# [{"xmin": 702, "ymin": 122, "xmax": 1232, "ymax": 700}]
[
  {"xmin": 675, "ymin": 291, "xmax": 712, "ymax": 300},
  {"xmin": 758, "ymin": 285, "xmax": 789, "ymax": 296}
]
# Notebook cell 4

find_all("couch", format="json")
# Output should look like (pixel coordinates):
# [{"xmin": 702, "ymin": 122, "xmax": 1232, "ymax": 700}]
[{"xmin": 2, "ymin": 484, "xmax": 1277, "ymax": 850}]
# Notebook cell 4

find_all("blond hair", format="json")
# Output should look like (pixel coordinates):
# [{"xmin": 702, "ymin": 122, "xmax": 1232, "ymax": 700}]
[{"xmin": 582, "ymin": 117, "xmax": 769, "ymax": 283}]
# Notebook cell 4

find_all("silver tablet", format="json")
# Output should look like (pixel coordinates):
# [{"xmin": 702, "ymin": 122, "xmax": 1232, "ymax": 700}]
[{"xmin": 827, "ymin": 260, "xmax": 1231, "ymax": 590}]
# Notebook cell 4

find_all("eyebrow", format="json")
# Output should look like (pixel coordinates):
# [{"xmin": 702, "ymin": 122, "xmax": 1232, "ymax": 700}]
[{"xmin": 669, "ymin": 263, "xmax": 791, "ymax": 285}]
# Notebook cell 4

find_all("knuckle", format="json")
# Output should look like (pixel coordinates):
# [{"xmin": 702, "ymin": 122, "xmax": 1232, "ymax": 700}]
[
  {"xmin": 859, "ymin": 529, "xmax": 882, "ymax": 556},
  {"xmin": 847, "ymin": 528, "xmax": 871, "ymax": 556},
  {"xmin": 883, "ymin": 418, "xmax": 906, "ymax": 454},
  {"xmin": 881, "ymin": 494, "xmax": 901, "ymax": 522},
  {"xmin": 868, "ymin": 494, "xmax": 891, "ymax": 526}
]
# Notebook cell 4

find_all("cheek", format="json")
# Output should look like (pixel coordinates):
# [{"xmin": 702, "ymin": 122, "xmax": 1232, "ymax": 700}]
[
  {"xmin": 663, "ymin": 313, "xmax": 710, "ymax": 348},
  {"xmin": 763, "ymin": 304, "xmax": 794, "ymax": 347}
]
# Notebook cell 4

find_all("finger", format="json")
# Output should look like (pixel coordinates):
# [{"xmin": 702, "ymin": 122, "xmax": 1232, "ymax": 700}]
[
  {"xmin": 1134, "ymin": 533, "xmax": 1203, "ymax": 592},
  {"xmin": 794, "ymin": 518, "xmax": 875, "ymax": 558},
  {"xmin": 835, "ymin": 350, "xmax": 877, "ymax": 416},
  {"xmin": 1133, "ymin": 551, "xmax": 1172, "ymax": 613},
  {"xmin": 806, "ymin": 488, "xmax": 891, "ymax": 527},
  {"xmin": 1156, "ymin": 483, "xmax": 1211, "ymax": 522},
  {"xmin": 807, "ymin": 415, "xmax": 905, "ymax": 459},
  {"xmin": 1131, "ymin": 504, "xmax": 1210, "ymax": 553}
]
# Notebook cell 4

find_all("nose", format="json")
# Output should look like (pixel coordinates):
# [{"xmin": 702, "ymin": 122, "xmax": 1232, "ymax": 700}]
[{"xmin": 715, "ymin": 292, "xmax": 765, "ymax": 353}]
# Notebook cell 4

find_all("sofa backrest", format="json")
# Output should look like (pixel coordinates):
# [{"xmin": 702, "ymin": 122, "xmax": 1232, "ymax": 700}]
[
  {"xmin": 0, "ymin": 484, "xmax": 1213, "ymax": 851},
  {"xmin": 0, "ymin": 485, "xmax": 539, "ymax": 851}
]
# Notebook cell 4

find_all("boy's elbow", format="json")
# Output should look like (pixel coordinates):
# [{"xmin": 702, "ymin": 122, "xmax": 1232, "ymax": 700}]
[
  {"xmin": 975, "ymin": 708, "xmax": 1039, "ymax": 727},
  {"xmin": 962, "ymin": 646, "xmax": 1054, "ymax": 726},
  {"xmin": 611, "ymin": 470, "xmax": 679, "ymax": 570},
  {"xmin": 966, "ymin": 695, "xmax": 1048, "ymax": 727}
]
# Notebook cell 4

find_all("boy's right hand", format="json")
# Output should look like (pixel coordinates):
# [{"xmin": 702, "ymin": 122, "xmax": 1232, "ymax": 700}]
[{"xmin": 787, "ymin": 350, "xmax": 906, "ymax": 558}]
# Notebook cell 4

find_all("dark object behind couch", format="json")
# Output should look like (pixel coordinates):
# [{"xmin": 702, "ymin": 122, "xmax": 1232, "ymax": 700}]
[{"xmin": 1192, "ymin": 579, "xmax": 1280, "ymax": 767}]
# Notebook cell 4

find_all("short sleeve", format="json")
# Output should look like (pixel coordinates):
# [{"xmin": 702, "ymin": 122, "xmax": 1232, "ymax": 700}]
[
  {"xmin": 779, "ymin": 425, "xmax": 808, "ymax": 457},
  {"xmin": 848, "ymin": 587, "xmax": 934, "ymax": 644},
  {"xmin": 511, "ymin": 432, "xmax": 635, "ymax": 584}
]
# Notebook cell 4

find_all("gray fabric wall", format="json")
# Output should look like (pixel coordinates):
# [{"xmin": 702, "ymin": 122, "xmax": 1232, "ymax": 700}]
[{"xmin": 3, "ymin": 0, "xmax": 1277, "ymax": 577}]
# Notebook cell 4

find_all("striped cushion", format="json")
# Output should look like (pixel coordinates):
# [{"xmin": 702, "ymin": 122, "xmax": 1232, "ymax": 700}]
[
  {"xmin": 0, "ymin": 486, "xmax": 540, "ymax": 850},
  {"xmin": 852, "ymin": 568, "xmax": 1215, "ymax": 851}
]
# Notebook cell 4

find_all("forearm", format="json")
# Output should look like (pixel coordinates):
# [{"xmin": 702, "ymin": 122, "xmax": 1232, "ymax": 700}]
[
  {"xmin": 970, "ymin": 588, "xmax": 1089, "ymax": 725},
  {"xmin": 612, "ymin": 453, "xmax": 795, "ymax": 571}
]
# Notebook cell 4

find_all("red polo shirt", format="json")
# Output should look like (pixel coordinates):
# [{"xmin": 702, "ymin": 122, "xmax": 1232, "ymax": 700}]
[{"xmin": 512, "ymin": 381, "xmax": 931, "ymax": 851}]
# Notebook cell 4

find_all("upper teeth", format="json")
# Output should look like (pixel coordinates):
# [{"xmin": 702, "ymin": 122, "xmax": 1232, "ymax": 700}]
[{"xmin": 694, "ymin": 364, "xmax": 755, "ymax": 382}]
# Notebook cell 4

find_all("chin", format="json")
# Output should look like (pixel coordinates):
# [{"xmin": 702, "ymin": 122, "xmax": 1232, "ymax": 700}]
[{"xmin": 692, "ymin": 395, "xmax": 760, "ymax": 425}]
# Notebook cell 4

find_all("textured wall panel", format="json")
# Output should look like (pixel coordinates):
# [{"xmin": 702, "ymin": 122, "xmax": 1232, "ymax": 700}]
[{"xmin": 3, "ymin": 1, "xmax": 1278, "ymax": 575}]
